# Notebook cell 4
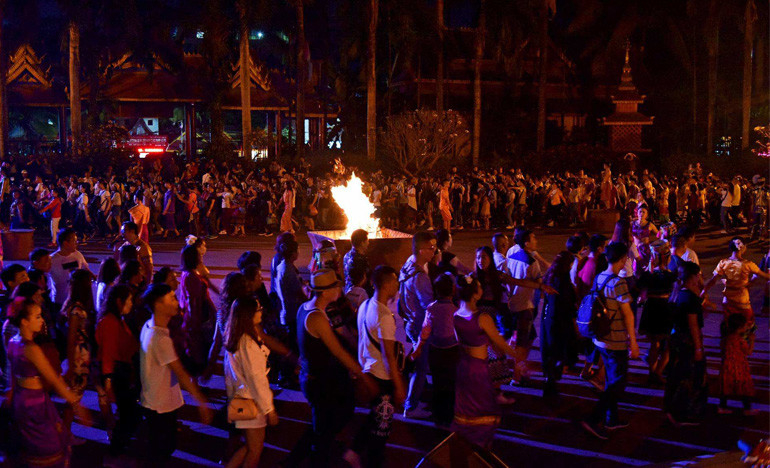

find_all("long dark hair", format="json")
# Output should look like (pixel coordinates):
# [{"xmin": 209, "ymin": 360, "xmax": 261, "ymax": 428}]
[
  {"xmin": 669, "ymin": 261, "xmax": 700, "ymax": 303},
  {"xmin": 220, "ymin": 272, "xmax": 248, "ymax": 323},
  {"xmin": 612, "ymin": 218, "xmax": 631, "ymax": 244},
  {"xmin": 181, "ymin": 245, "xmax": 201, "ymax": 272},
  {"xmin": 472, "ymin": 246, "xmax": 503, "ymax": 302},
  {"xmin": 102, "ymin": 284, "xmax": 133, "ymax": 320},
  {"xmin": 98, "ymin": 258, "xmax": 121, "ymax": 284},
  {"xmin": 63, "ymin": 269, "xmax": 94, "ymax": 313},
  {"xmin": 224, "ymin": 297, "xmax": 262, "ymax": 353},
  {"xmin": 543, "ymin": 251, "xmax": 574, "ymax": 289}
]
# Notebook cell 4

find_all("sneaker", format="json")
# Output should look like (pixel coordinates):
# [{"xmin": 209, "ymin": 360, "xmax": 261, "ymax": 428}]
[
  {"xmin": 581, "ymin": 420, "xmax": 608, "ymax": 440},
  {"xmin": 207, "ymin": 235, "xmax": 218, "ymax": 240},
  {"xmin": 218, "ymin": 230, "xmax": 228, "ymax": 235},
  {"xmin": 605, "ymin": 420, "xmax": 630, "ymax": 430},
  {"xmin": 403, "ymin": 406, "xmax": 432, "ymax": 419},
  {"xmin": 496, "ymin": 393, "xmax": 517, "ymax": 405}
]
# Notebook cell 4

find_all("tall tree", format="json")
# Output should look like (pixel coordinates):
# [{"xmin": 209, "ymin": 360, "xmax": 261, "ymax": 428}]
[
  {"xmin": 295, "ymin": 0, "xmax": 307, "ymax": 160},
  {"xmin": 472, "ymin": 0, "xmax": 485, "ymax": 166},
  {"xmin": 367, "ymin": 0, "xmax": 378, "ymax": 160},
  {"xmin": 436, "ymin": 0, "xmax": 444, "ymax": 115},
  {"xmin": 706, "ymin": 0, "xmax": 721, "ymax": 156},
  {"xmin": 68, "ymin": 20, "xmax": 81, "ymax": 152},
  {"xmin": 239, "ymin": 0, "xmax": 252, "ymax": 158},
  {"xmin": 0, "ymin": 0, "xmax": 6, "ymax": 157},
  {"xmin": 536, "ymin": 0, "xmax": 550, "ymax": 151},
  {"xmin": 741, "ymin": 0, "xmax": 756, "ymax": 150}
]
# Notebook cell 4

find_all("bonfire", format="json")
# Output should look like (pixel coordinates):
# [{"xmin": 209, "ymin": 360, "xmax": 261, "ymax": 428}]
[{"xmin": 330, "ymin": 172, "xmax": 380, "ymax": 237}]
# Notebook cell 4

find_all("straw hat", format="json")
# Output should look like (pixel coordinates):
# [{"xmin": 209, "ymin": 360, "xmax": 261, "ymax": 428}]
[{"xmin": 310, "ymin": 268, "xmax": 340, "ymax": 291}]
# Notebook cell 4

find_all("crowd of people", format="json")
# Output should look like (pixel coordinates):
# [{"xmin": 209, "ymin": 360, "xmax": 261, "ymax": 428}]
[
  {"xmin": 0, "ymin": 153, "xmax": 767, "ymax": 246},
  {"xmin": 0, "ymin": 153, "xmax": 767, "ymax": 467}
]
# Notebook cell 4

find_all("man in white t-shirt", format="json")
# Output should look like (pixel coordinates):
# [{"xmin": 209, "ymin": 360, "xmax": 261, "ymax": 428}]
[
  {"xmin": 139, "ymin": 284, "xmax": 212, "ymax": 462},
  {"xmin": 49, "ymin": 228, "xmax": 91, "ymax": 306},
  {"xmin": 353, "ymin": 265, "xmax": 406, "ymax": 467}
]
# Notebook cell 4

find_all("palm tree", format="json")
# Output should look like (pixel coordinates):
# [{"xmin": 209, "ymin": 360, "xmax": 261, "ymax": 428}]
[
  {"xmin": 536, "ymin": 0, "xmax": 550, "ymax": 151},
  {"xmin": 706, "ymin": 0, "xmax": 721, "ymax": 156},
  {"xmin": 68, "ymin": 20, "xmax": 81, "ymax": 152},
  {"xmin": 472, "ymin": 0, "xmax": 486, "ymax": 166},
  {"xmin": 0, "ymin": 0, "xmax": 6, "ymax": 157},
  {"xmin": 436, "ymin": 0, "xmax": 444, "ymax": 115},
  {"xmin": 741, "ymin": 0, "xmax": 756, "ymax": 150},
  {"xmin": 367, "ymin": 0, "xmax": 378, "ymax": 160},
  {"xmin": 294, "ymin": 0, "xmax": 307, "ymax": 160},
  {"xmin": 238, "ymin": 0, "xmax": 252, "ymax": 159}
]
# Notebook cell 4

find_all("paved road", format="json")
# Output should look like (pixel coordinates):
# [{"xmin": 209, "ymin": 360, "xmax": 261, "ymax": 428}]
[{"xmin": 11, "ymin": 226, "xmax": 770, "ymax": 467}]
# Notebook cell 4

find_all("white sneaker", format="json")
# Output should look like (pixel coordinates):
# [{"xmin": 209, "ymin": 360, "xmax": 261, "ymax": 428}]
[
  {"xmin": 403, "ymin": 406, "xmax": 432, "ymax": 419},
  {"xmin": 219, "ymin": 230, "xmax": 228, "ymax": 235}
]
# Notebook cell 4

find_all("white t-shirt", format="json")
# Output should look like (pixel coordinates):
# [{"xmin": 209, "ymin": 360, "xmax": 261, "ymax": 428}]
[
  {"xmin": 140, "ymin": 317, "xmax": 184, "ymax": 414},
  {"xmin": 357, "ymin": 298, "xmax": 397, "ymax": 381},
  {"xmin": 50, "ymin": 250, "xmax": 89, "ymax": 304},
  {"xmin": 681, "ymin": 248, "xmax": 700, "ymax": 265}
]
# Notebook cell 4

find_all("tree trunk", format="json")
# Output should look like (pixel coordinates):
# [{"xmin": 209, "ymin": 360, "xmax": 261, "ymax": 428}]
[
  {"xmin": 536, "ymin": 1, "xmax": 548, "ymax": 152},
  {"xmin": 0, "ymin": 0, "xmax": 6, "ymax": 158},
  {"xmin": 68, "ymin": 21, "xmax": 82, "ymax": 153},
  {"xmin": 296, "ymin": 0, "xmax": 306, "ymax": 159},
  {"xmin": 436, "ymin": 0, "xmax": 444, "ymax": 115},
  {"xmin": 741, "ymin": 0, "xmax": 755, "ymax": 150},
  {"xmin": 692, "ymin": 22, "xmax": 698, "ymax": 152},
  {"xmin": 754, "ymin": 34, "xmax": 765, "ymax": 98},
  {"xmin": 367, "ymin": 0, "xmax": 378, "ymax": 160},
  {"xmin": 706, "ymin": 0, "xmax": 719, "ymax": 157},
  {"xmin": 471, "ymin": 0, "xmax": 485, "ymax": 167},
  {"xmin": 239, "ymin": 5, "xmax": 252, "ymax": 159}
]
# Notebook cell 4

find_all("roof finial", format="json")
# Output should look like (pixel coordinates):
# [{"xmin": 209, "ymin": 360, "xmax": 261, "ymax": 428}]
[{"xmin": 624, "ymin": 39, "xmax": 631, "ymax": 66}]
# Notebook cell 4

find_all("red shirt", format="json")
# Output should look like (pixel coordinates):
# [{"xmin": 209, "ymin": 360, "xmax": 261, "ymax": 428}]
[
  {"xmin": 96, "ymin": 314, "xmax": 139, "ymax": 375},
  {"xmin": 40, "ymin": 197, "xmax": 62, "ymax": 218}
]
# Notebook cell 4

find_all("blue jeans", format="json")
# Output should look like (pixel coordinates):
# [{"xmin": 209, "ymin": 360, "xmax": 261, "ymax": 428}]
[
  {"xmin": 405, "ymin": 326, "xmax": 428, "ymax": 411},
  {"xmin": 588, "ymin": 347, "xmax": 628, "ymax": 425}
]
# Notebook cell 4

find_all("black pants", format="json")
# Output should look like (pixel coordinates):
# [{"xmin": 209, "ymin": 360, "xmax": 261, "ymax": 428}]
[
  {"xmin": 143, "ymin": 408, "xmax": 177, "ymax": 463},
  {"xmin": 284, "ymin": 372, "xmax": 354, "ymax": 467},
  {"xmin": 588, "ymin": 347, "xmax": 628, "ymax": 426},
  {"xmin": 428, "ymin": 345, "xmax": 459, "ymax": 425},
  {"xmin": 109, "ymin": 362, "xmax": 140, "ymax": 455},
  {"xmin": 353, "ymin": 375, "xmax": 395, "ymax": 468}
]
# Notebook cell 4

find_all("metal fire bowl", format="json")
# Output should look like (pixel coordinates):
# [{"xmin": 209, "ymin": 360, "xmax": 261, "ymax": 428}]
[{"xmin": 307, "ymin": 228, "xmax": 413, "ymax": 270}]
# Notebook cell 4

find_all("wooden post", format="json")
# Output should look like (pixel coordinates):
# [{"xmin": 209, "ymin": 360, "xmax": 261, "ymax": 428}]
[
  {"xmin": 58, "ymin": 107, "xmax": 67, "ymax": 151},
  {"xmin": 536, "ymin": 0, "xmax": 549, "ymax": 152}
]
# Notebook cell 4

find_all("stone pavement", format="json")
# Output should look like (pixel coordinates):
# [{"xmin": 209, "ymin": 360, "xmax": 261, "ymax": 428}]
[{"xmin": 7, "ymin": 226, "xmax": 770, "ymax": 467}]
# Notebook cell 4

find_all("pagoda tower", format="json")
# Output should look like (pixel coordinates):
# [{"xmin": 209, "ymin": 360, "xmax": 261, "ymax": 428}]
[{"xmin": 603, "ymin": 44, "xmax": 653, "ymax": 153}]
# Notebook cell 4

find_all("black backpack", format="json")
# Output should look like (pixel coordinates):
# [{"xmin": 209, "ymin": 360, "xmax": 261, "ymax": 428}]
[{"xmin": 576, "ymin": 274, "xmax": 616, "ymax": 339}]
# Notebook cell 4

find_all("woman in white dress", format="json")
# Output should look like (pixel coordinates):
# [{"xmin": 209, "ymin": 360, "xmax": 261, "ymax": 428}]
[{"xmin": 224, "ymin": 297, "xmax": 278, "ymax": 468}]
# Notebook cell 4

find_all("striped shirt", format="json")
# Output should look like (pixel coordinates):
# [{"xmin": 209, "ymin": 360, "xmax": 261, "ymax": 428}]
[{"xmin": 592, "ymin": 271, "xmax": 632, "ymax": 351}]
